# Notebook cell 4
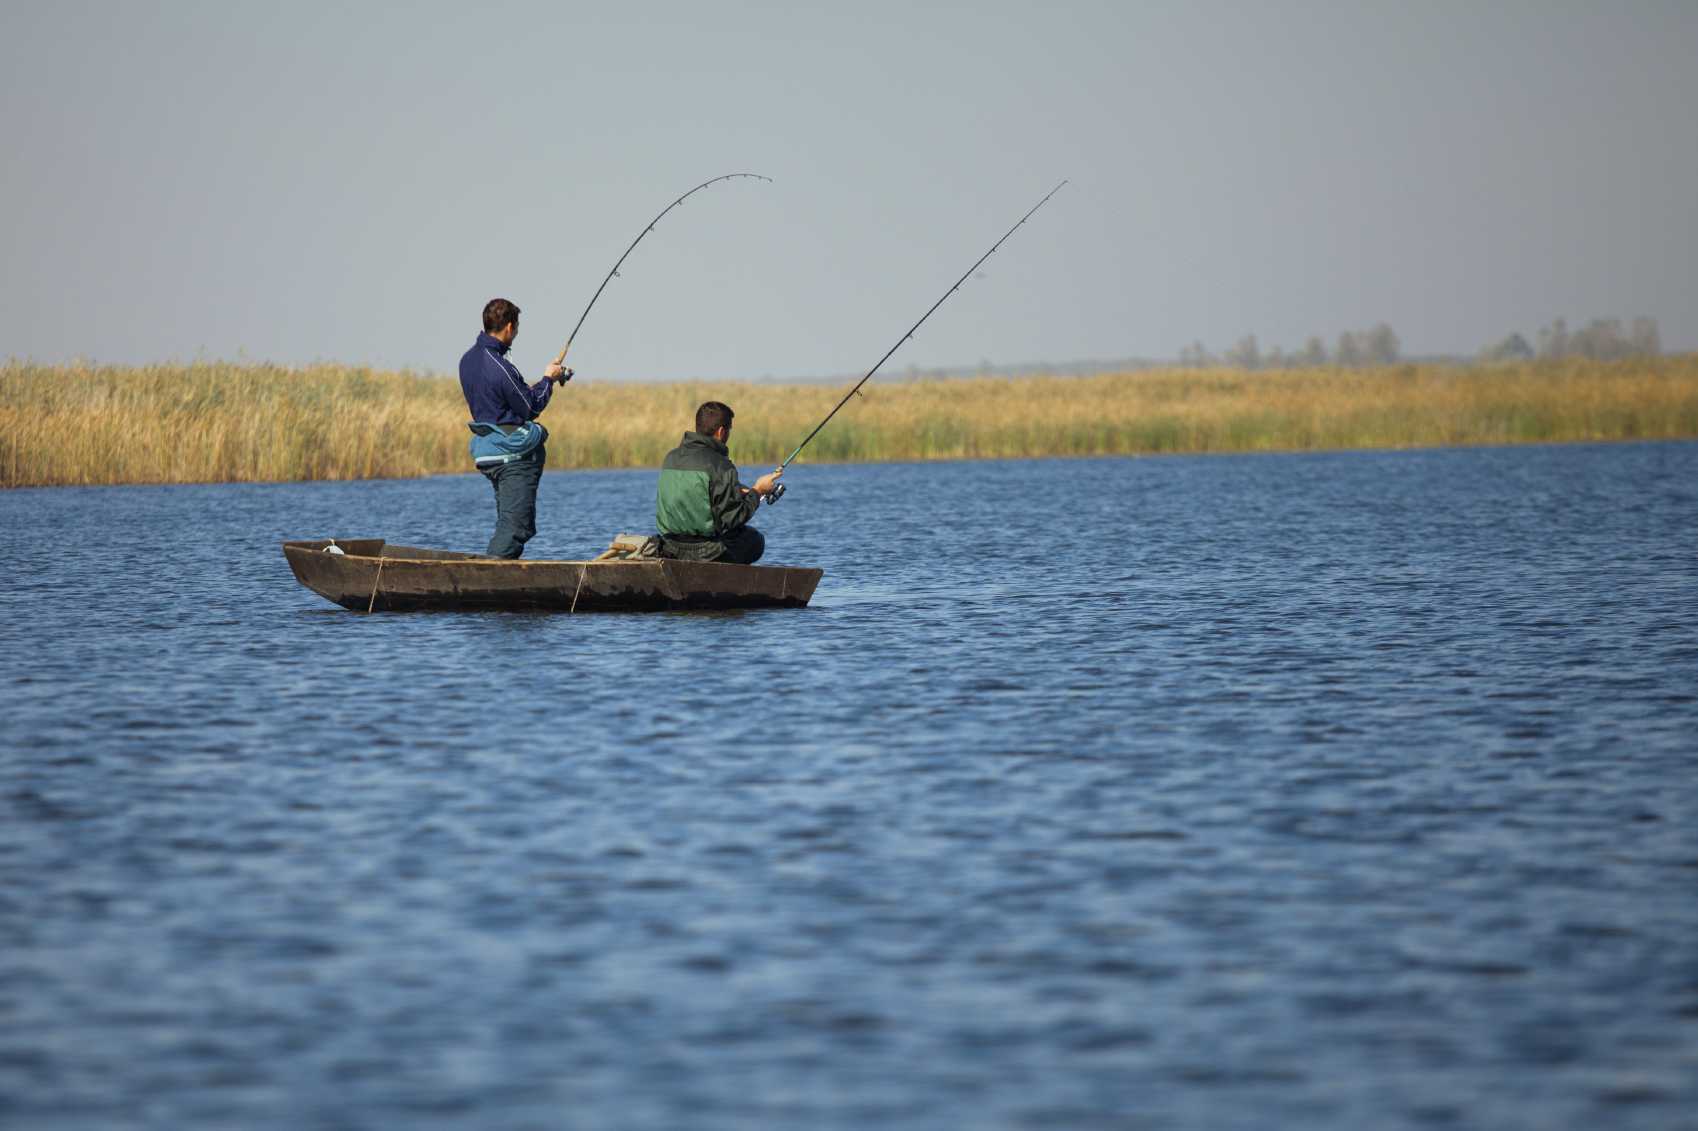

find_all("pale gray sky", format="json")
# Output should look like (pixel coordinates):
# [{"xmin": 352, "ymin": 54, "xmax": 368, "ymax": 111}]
[{"xmin": 2, "ymin": 1, "xmax": 1693, "ymax": 381}]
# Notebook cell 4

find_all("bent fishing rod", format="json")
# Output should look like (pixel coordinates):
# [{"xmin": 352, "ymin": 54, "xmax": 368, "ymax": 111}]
[
  {"xmin": 763, "ymin": 180, "xmax": 1067, "ymax": 504},
  {"xmin": 553, "ymin": 173, "xmax": 772, "ymax": 376}
]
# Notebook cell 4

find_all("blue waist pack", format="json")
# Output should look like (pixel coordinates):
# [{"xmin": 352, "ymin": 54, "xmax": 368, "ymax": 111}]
[{"xmin": 468, "ymin": 421, "xmax": 548, "ymax": 468}]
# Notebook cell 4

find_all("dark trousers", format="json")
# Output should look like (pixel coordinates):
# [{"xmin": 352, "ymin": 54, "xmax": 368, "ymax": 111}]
[
  {"xmin": 660, "ymin": 525, "xmax": 764, "ymax": 565},
  {"xmin": 480, "ymin": 444, "xmax": 545, "ymax": 559}
]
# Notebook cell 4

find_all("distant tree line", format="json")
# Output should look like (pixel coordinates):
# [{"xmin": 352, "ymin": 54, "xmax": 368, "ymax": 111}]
[
  {"xmin": 1176, "ymin": 315, "xmax": 1663, "ymax": 370},
  {"xmin": 1177, "ymin": 324, "xmax": 1400, "ymax": 370},
  {"xmin": 1480, "ymin": 317, "xmax": 1660, "ymax": 364}
]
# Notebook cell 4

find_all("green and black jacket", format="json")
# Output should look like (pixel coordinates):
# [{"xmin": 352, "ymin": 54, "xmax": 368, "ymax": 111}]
[{"xmin": 655, "ymin": 432, "xmax": 761, "ymax": 538}]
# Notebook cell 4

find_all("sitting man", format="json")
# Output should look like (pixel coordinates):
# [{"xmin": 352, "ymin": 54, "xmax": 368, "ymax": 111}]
[
  {"xmin": 459, "ymin": 297, "xmax": 570, "ymax": 558},
  {"xmin": 654, "ymin": 401, "xmax": 782, "ymax": 564}
]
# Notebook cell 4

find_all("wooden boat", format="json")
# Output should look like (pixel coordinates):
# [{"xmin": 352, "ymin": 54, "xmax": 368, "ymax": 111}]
[{"xmin": 283, "ymin": 539, "xmax": 823, "ymax": 612}]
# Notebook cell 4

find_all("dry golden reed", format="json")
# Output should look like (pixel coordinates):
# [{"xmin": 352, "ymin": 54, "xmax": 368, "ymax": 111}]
[{"xmin": 3, "ymin": 355, "xmax": 1696, "ymax": 488}]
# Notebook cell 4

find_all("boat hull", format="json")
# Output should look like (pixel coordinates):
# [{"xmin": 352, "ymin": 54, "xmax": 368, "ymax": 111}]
[{"xmin": 283, "ymin": 541, "xmax": 822, "ymax": 612}]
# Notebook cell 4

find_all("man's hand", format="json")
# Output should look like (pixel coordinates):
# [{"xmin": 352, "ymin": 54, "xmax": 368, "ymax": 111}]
[
  {"xmin": 752, "ymin": 466, "xmax": 784, "ymax": 496},
  {"xmin": 544, "ymin": 363, "xmax": 572, "ymax": 384}
]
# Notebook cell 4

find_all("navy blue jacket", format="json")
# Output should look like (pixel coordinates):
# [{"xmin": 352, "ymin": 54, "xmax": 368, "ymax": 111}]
[{"xmin": 458, "ymin": 332, "xmax": 553, "ymax": 427}]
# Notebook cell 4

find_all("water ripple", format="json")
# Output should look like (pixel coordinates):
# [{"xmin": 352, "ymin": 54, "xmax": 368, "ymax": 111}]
[{"xmin": 1, "ymin": 443, "xmax": 1695, "ymax": 1129}]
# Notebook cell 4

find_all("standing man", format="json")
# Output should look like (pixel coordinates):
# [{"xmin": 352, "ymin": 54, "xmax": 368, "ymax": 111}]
[
  {"xmin": 459, "ymin": 298, "xmax": 571, "ymax": 559},
  {"xmin": 654, "ymin": 401, "xmax": 783, "ymax": 564}
]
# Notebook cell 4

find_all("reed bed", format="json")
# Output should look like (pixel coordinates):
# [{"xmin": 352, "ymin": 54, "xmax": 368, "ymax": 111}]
[{"xmin": 3, "ymin": 355, "xmax": 1696, "ymax": 488}]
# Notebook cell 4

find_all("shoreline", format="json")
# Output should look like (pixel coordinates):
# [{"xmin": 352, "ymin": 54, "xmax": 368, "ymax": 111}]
[
  {"xmin": 5, "ymin": 356, "xmax": 1695, "ymax": 489},
  {"xmin": 5, "ymin": 433, "xmax": 1697, "ymax": 492}
]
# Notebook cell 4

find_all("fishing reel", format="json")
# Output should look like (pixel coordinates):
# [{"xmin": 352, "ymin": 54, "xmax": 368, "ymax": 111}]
[{"xmin": 763, "ymin": 482, "xmax": 786, "ymax": 505}]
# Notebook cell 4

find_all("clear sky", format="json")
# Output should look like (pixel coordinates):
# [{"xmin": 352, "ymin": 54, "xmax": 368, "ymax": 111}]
[{"xmin": 2, "ymin": 1, "xmax": 1693, "ymax": 381}]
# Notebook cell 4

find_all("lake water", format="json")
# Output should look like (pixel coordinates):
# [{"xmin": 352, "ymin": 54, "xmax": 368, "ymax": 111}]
[{"xmin": 2, "ymin": 442, "xmax": 1696, "ymax": 1130}]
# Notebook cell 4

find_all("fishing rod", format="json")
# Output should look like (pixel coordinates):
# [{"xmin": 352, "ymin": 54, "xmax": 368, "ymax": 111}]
[
  {"xmin": 553, "ymin": 173, "xmax": 772, "ymax": 376},
  {"xmin": 763, "ymin": 180, "xmax": 1067, "ymax": 504}
]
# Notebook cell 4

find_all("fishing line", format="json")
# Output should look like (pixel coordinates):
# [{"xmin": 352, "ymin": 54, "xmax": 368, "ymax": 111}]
[
  {"xmin": 776, "ymin": 182, "xmax": 959, "ymax": 262},
  {"xmin": 554, "ymin": 173, "xmax": 773, "ymax": 369},
  {"xmin": 764, "ymin": 181, "xmax": 1068, "ymax": 503},
  {"xmin": 1068, "ymin": 181, "xmax": 1304, "ymax": 343},
  {"xmin": 775, "ymin": 180, "xmax": 1181, "ymax": 358}
]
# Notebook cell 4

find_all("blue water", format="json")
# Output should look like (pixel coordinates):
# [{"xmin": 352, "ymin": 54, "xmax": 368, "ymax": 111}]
[{"xmin": 2, "ymin": 442, "xmax": 1696, "ymax": 1130}]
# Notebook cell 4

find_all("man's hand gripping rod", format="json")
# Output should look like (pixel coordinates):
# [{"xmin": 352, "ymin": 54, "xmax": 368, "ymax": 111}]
[
  {"xmin": 553, "ymin": 174, "xmax": 773, "ymax": 383},
  {"xmin": 762, "ymin": 180, "xmax": 1067, "ymax": 505}
]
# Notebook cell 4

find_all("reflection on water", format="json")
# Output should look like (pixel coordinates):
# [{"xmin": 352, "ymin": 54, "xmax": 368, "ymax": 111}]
[{"xmin": 2, "ymin": 442, "xmax": 1696, "ymax": 1129}]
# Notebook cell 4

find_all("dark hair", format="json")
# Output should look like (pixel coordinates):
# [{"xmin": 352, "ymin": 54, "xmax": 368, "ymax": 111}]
[
  {"xmin": 483, "ymin": 298, "xmax": 520, "ymax": 333},
  {"xmin": 695, "ymin": 401, "xmax": 735, "ymax": 435}
]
